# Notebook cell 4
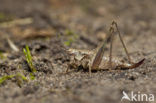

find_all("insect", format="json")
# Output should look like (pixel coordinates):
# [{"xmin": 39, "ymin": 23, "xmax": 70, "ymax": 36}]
[{"xmin": 67, "ymin": 21, "xmax": 145, "ymax": 76}]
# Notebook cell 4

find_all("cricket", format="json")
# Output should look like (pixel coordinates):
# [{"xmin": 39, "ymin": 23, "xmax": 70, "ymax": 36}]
[{"xmin": 68, "ymin": 21, "xmax": 145, "ymax": 75}]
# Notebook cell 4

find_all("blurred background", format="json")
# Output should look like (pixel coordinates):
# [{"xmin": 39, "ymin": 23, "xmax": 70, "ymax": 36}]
[{"xmin": 0, "ymin": 0, "xmax": 156, "ymax": 50}]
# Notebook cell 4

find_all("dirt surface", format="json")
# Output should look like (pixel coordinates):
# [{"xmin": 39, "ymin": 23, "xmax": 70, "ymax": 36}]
[{"xmin": 0, "ymin": 0, "xmax": 156, "ymax": 103}]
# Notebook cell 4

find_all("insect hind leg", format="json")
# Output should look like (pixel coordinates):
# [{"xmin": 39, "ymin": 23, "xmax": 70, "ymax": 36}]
[{"xmin": 112, "ymin": 21, "xmax": 132, "ymax": 64}]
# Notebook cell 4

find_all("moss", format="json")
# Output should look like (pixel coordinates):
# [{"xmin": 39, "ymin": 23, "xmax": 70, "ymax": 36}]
[
  {"xmin": 0, "ymin": 52, "xmax": 6, "ymax": 60},
  {"xmin": 64, "ymin": 29, "xmax": 79, "ymax": 46},
  {"xmin": 0, "ymin": 13, "xmax": 14, "ymax": 22},
  {"xmin": 0, "ymin": 75, "xmax": 15, "ymax": 85},
  {"xmin": 0, "ymin": 73, "xmax": 28, "ymax": 86}
]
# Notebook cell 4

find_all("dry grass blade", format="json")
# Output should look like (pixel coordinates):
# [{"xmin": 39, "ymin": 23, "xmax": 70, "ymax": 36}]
[
  {"xmin": 7, "ymin": 38, "xmax": 19, "ymax": 52},
  {"xmin": 0, "ymin": 18, "xmax": 33, "ymax": 28}
]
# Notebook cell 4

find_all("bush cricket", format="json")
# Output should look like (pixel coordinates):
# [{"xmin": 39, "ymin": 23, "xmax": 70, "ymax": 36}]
[{"xmin": 67, "ymin": 21, "xmax": 145, "ymax": 76}]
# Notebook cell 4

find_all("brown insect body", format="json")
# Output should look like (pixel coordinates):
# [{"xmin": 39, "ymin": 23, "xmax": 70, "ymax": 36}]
[
  {"xmin": 67, "ymin": 21, "xmax": 145, "ymax": 75},
  {"xmin": 68, "ymin": 48, "xmax": 144, "ymax": 71}
]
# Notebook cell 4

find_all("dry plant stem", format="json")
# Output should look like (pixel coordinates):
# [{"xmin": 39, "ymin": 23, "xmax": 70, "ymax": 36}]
[{"xmin": 0, "ymin": 18, "xmax": 33, "ymax": 28}]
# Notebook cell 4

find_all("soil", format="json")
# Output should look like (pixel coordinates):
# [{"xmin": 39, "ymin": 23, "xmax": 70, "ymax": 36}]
[{"xmin": 0, "ymin": 0, "xmax": 156, "ymax": 103}]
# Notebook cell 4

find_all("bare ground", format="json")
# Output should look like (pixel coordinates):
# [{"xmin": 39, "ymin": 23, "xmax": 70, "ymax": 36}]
[{"xmin": 0, "ymin": 0, "xmax": 156, "ymax": 103}]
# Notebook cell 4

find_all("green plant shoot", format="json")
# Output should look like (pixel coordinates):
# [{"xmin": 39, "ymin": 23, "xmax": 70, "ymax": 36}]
[
  {"xmin": 0, "ymin": 75, "xmax": 15, "ymax": 84},
  {"xmin": 23, "ymin": 45, "xmax": 36, "ymax": 73}
]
